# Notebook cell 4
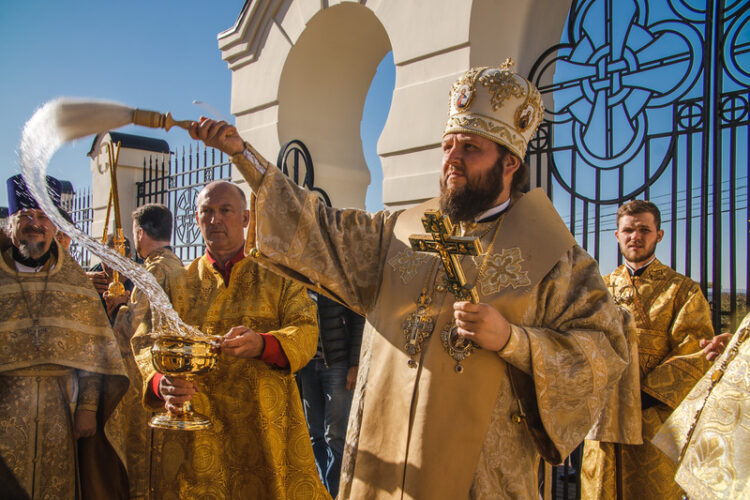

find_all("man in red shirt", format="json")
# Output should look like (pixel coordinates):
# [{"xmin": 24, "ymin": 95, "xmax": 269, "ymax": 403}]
[{"xmin": 132, "ymin": 180, "xmax": 328, "ymax": 499}]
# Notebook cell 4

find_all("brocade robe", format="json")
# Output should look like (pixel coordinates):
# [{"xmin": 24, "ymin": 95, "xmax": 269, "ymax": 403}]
[
  {"xmin": 581, "ymin": 260, "xmax": 713, "ymax": 499},
  {"xmin": 652, "ymin": 312, "xmax": 750, "ymax": 499},
  {"xmin": 0, "ymin": 242, "xmax": 129, "ymax": 499},
  {"xmin": 229, "ymin": 147, "xmax": 638, "ymax": 499},
  {"xmin": 112, "ymin": 246, "xmax": 187, "ymax": 499},
  {"xmin": 131, "ymin": 254, "xmax": 328, "ymax": 500}
]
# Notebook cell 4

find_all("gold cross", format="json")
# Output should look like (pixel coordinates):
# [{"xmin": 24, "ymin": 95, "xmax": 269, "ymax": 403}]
[{"xmin": 408, "ymin": 210, "xmax": 483, "ymax": 303}]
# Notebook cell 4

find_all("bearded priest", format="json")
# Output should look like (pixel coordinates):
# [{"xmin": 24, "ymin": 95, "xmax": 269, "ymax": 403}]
[
  {"xmin": 0, "ymin": 175, "xmax": 129, "ymax": 498},
  {"xmin": 189, "ymin": 63, "xmax": 640, "ymax": 499}
]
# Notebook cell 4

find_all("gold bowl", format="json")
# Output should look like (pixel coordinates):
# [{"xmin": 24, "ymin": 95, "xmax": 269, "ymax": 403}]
[{"xmin": 149, "ymin": 334, "xmax": 220, "ymax": 431}]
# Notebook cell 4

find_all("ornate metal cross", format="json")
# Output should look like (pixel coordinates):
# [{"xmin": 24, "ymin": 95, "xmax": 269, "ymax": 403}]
[
  {"xmin": 402, "ymin": 291, "xmax": 435, "ymax": 358},
  {"xmin": 408, "ymin": 210, "xmax": 483, "ymax": 303},
  {"xmin": 28, "ymin": 322, "xmax": 46, "ymax": 350}
]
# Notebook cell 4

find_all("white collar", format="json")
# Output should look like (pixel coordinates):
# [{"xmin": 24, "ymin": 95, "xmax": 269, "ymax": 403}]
[
  {"xmin": 474, "ymin": 198, "xmax": 511, "ymax": 222},
  {"xmin": 14, "ymin": 260, "xmax": 55, "ymax": 273},
  {"xmin": 625, "ymin": 255, "xmax": 656, "ymax": 274}
]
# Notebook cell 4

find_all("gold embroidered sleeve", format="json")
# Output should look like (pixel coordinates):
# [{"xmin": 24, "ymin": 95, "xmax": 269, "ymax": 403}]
[
  {"xmin": 233, "ymin": 151, "xmax": 399, "ymax": 316},
  {"xmin": 652, "ymin": 313, "xmax": 750, "ymax": 498},
  {"xmin": 642, "ymin": 280, "xmax": 713, "ymax": 409},
  {"xmin": 230, "ymin": 142, "xmax": 268, "ymax": 190},
  {"xmin": 130, "ymin": 321, "xmax": 163, "ymax": 410},
  {"xmin": 268, "ymin": 279, "xmax": 319, "ymax": 373},
  {"xmin": 519, "ymin": 246, "xmax": 639, "ymax": 456},
  {"xmin": 112, "ymin": 285, "xmax": 151, "ymax": 354},
  {"xmin": 77, "ymin": 370, "xmax": 103, "ymax": 412},
  {"xmin": 498, "ymin": 324, "xmax": 531, "ymax": 374}
]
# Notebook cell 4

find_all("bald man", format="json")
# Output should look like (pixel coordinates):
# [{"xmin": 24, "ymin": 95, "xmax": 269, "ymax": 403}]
[{"xmin": 132, "ymin": 181, "xmax": 328, "ymax": 499}]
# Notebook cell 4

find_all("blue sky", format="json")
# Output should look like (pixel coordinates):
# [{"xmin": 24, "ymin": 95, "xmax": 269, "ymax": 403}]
[{"xmin": 0, "ymin": 1, "xmax": 392, "ymax": 212}]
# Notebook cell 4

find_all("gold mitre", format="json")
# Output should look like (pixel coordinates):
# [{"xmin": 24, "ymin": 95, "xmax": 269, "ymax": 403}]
[{"xmin": 443, "ymin": 59, "xmax": 544, "ymax": 159}]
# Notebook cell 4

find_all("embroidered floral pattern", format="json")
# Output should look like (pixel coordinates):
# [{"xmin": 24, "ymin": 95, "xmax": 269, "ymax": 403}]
[
  {"xmin": 478, "ymin": 247, "xmax": 530, "ymax": 294},
  {"xmin": 388, "ymin": 248, "xmax": 433, "ymax": 284},
  {"xmin": 685, "ymin": 431, "xmax": 735, "ymax": 492},
  {"xmin": 479, "ymin": 70, "xmax": 526, "ymax": 111}
]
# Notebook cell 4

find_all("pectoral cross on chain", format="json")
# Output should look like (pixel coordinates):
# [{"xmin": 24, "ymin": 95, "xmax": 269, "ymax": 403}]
[
  {"xmin": 28, "ymin": 322, "xmax": 46, "ymax": 350},
  {"xmin": 408, "ymin": 210, "xmax": 483, "ymax": 303},
  {"xmin": 402, "ymin": 290, "xmax": 435, "ymax": 366}
]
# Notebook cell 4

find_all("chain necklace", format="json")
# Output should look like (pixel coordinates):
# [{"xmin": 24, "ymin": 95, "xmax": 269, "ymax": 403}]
[
  {"xmin": 13, "ymin": 266, "xmax": 52, "ymax": 350},
  {"xmin": 440, "ymin": 215, "xmax": 506, "ymax": 373}
]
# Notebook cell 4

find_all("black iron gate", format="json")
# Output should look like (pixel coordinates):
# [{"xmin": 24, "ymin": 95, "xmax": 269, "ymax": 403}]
[
  {"xmin": 136, "ymin": 145, "xmax": 233, "ymax": 263},
  {"xmin": 528, "ymin": 0, "xmax": 749, "ymax": 334},
  {"xmin": 526, "ymin": 1, "xmax": 749, "ymax": 498}
]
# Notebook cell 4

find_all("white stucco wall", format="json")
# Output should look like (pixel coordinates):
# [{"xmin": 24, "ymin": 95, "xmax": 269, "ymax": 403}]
[{"xmin": 219, "ymin": 0, "xmax": 572, "ymax": 210}]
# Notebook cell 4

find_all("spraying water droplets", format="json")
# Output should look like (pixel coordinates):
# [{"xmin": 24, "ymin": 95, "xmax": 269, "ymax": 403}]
[{"xmin": 19, "ymin": 98, "xmax": 204, "ymax": 339}]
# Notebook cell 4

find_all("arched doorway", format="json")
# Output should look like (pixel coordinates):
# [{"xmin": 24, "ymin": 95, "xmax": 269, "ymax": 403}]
[
  {"xmin": 219, "ymin": 0, "xmax": 571, "ymax": 210},
  {"xmin": 277, "ymin": 3, "xmax": 391, "ymax": 209}
]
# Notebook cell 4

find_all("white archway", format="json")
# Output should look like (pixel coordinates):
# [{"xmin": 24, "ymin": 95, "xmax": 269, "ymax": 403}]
[
  {"xmin": 219, "ymin": 0, "xmax": 571, "ymax": 209},
  {"xmin": 277, "ymin": 4, "xmax": 390, "ymax": 208}
]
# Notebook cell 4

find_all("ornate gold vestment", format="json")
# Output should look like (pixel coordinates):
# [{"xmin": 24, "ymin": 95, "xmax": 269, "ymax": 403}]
[
  {"xmin": 230, "ymin": 149, "xmax": 639, "ymax": 500},
  {"xmin": 0, "ymin": 242, "xmax": 129, "ymax": 499},
  {"xmin": 581, "ymin": 260, "xmax": 713, "ymax": 499},
  {"xmin": 131, "ymin": 254, "xmax": 329, "ymax": 500},
  {"xmin": 112, "ymin": 246, "xmax": 187, "ymax": 499},
  {"xmin": 652, "ymin": 312, "xmax": 750, "ymax": 499}
]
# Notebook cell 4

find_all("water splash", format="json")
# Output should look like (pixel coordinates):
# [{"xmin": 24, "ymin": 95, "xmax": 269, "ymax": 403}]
[
  {"xmin": 19, "ymin": 97, "xmax": 204, "ymax": 339},
  {"xmin": 192, "ymin": 100, "xmax": 231, "ymax": 123}
]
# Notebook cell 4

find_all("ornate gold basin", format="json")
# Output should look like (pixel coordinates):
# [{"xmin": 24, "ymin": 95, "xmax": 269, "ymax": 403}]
[{"xmin": 149, "ymin": 334, "xmax": 220, "ymax": 431}]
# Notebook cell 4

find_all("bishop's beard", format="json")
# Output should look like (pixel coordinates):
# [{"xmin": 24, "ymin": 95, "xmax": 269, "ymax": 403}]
[{"xmin": 439, "ymin": 158, "xmax": 505, "ymax": 222}]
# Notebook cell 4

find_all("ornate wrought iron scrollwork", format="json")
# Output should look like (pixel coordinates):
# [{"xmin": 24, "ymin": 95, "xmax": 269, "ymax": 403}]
[
  {"xmin": 526, "ymin": 0, "xmax": 749, "ymax": 339},
  {"xmin": 174, "ymin": 188, "xmax": 202, "ymax": 246},
  {"xmin": 528, "ymin": 0, "xmax": 707, "ymax": 202},
  {"xmin": 277, "ymin": 140, "xmax": 332, "ymax": 207}
]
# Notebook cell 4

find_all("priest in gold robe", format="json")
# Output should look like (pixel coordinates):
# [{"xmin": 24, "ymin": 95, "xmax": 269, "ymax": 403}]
[
  {"xmin": 188, "ymin": 63, "xmax": 639, "ymax": 499},
  {"xmin": 131, "ymin": 181, "xmax": 328, "ymax": 499},
  {"xmin": 0, "ymin": 174, "xmax": 129, "ymax": 499},
  {"xmin": 652, "ymin": 312, "xmax": 750, "ymax": 499},
  {"xmin": 581, "ymin": 200, "xmax": 714, "ymax": 499},
  {"xmin": 111, "ymin": 203, "xmax": 187, "ymax": 499}
]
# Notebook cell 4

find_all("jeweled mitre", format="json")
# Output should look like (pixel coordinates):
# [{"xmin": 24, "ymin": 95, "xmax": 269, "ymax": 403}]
[{"xmin": 443, "ymin": 60, "xmax": 544, "ymax": 159}]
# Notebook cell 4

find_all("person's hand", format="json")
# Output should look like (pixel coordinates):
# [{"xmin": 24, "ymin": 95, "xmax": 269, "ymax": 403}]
[
  {"xmin": 86, "ymin": 270, "xmax": 109, "ymax": 295},
  {"xmin": 188, "ymin": 117, "xmax": 245, "ymax": 156},
  {"xmin": 346, "ymin": 365, "xmax": 359, "ymax": 391},
  {"xmin": 219, "ymin": 325, "xmax": 265, "ymax": 359},
  {"xmin": 700, "ymin": 332, "xmax": 732, "ymax": 362},
  {"xmin": 74, "ymin": 409, "xmax": 97, "ymax": 439},
  {"xmin": 453, "ymin": 301, "xmax": 511, "ymax": 351},
  {"xmin": 159, "ymin": 376, "xmax": 198, "ymax": 413},
  {"xmin": 103, "ymin": 289, "xmax": 130, "ymax": 318}
]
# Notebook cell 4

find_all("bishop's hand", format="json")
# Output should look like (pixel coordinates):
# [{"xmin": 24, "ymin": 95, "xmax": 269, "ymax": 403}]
[
  {"xmin": 453, "ymin": 301, "xmax": 512, "ymax": 352},
  {"xmin": 189, "ymin": 117, "xmax": 245, "ymax": 156}
]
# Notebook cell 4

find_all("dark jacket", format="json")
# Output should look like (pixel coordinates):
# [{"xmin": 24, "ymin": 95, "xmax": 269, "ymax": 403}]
[{"xmin": 310, "ymin": 292, "xmax": 365, "ymax": 367}]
